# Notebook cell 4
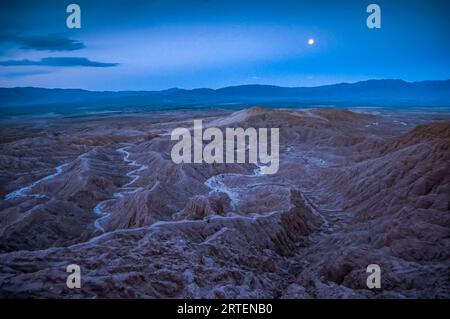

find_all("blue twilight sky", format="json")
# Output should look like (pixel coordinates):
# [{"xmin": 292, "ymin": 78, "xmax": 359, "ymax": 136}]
[{"xmin": 0, "ymin": 0, "xmax": 449, "ymax": 90}]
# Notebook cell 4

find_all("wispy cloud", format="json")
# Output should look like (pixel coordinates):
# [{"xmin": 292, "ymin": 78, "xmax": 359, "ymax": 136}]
[
  {"xmin": 0, "ymin": 57, "xmax": 119, "ymax": 67},
  {"xmin": 1, "ymin": 70, "xmax": 55, "ymax": 78},
  {"xmin": 18, "ymin": 35, "xmax": 85, "ymax": 51},
  {"xmin": 2, "ymin": 33, "xmax": 85, "ymax": 51}
]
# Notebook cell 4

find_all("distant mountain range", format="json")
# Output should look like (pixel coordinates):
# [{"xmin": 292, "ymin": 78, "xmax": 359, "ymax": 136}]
[{"xmin": 1, "ymin": 79, "xmax": 450, "ymax": 109}]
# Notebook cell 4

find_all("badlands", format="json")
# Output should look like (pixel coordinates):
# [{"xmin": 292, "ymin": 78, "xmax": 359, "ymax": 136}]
[{"xmin": 0, "ymin": 107, "xmax": 449, "ymax": 298}]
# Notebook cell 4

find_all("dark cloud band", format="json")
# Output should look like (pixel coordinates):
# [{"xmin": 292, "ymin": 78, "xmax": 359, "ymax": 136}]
[
  {"xmin": 0, "ymin": 57, "xmax": 119, "ymax": 67},
  {"xmin": 18, "ymin": 35, "xmax": 85, "ymax": 51},
  {"xmin": 1, "ymin": 33, "xmax": 86, "ymax": 51}
]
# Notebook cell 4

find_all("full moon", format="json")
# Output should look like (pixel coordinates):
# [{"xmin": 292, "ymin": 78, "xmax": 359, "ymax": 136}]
[{"xmin": 308, "ymin": 38, "xmax": 315, "ymax": 45}]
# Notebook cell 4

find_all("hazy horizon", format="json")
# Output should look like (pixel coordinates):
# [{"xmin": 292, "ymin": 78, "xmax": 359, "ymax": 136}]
[{"xmin": 2, "ymin": 78, "xmax": 450, "ymax": 92}]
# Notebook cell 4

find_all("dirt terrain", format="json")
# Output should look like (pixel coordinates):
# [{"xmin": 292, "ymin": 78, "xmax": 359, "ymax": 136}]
[{"xmin": 0, "ymin": 107, "xmax": 449, "ymax": 298}]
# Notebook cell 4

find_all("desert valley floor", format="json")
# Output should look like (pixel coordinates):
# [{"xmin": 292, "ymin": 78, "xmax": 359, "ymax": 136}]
[{"xmin": 0, "ymin": 107, "xmax": 449, "ymax": 298}]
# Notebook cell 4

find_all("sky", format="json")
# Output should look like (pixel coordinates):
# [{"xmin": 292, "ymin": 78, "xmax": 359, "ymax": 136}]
[{"xmin": 0, "ymin": 0, "xmax": 449, "ymax": 91}]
